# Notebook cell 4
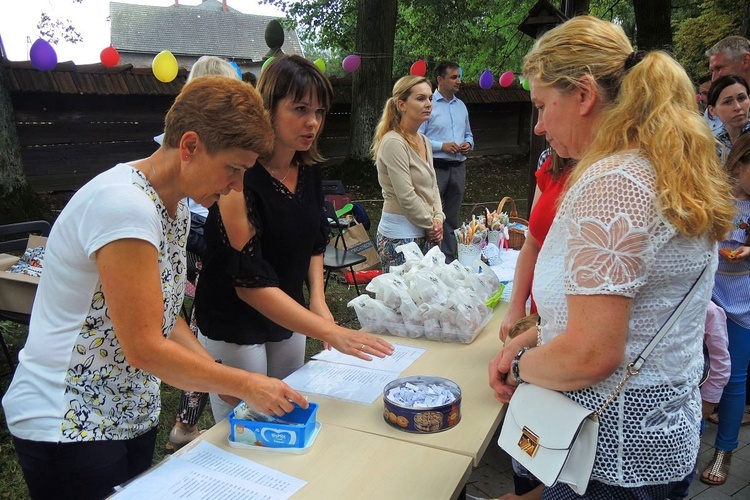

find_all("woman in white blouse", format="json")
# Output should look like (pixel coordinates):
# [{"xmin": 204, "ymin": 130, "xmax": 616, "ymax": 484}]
[{"xmin": 489, "ymin": 16, "xmax": 735, "ymax": 498}]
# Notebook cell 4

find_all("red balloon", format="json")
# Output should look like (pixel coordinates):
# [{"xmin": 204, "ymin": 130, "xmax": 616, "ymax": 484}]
[
  {"xmin": 100, "ymin": 46, "xmax": 120, "ymax": 68},
  {"xmin": 410, "ymin": 59, "xmax": 427, "ymax": 77}
]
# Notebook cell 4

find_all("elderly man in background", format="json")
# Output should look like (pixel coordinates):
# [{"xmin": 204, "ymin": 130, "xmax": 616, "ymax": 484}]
[{"xmin": 707, "ymin": 35, "xmax": 750, "ymax": 83}]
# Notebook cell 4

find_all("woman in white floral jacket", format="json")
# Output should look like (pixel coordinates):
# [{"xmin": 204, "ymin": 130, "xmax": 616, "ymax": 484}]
[{"xmin": 2, "ymin": 77, "xmax": 308, "ymax": 499}]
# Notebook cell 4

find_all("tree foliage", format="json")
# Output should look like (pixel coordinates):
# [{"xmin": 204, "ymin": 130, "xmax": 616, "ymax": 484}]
[
  {"xmin": 264, "ymin": 0, "xmax": 538, "ymax": 80},
  {"xmin": 37, "ymin": 0, "xmax": 85, "ymax": 45},
  {"xmin": 673, "ymin": 0, "xmax": 740, "ymax": 82}
]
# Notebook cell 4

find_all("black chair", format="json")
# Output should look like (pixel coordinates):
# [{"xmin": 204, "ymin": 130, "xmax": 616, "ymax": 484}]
[
  {"xmin": 322, "ymin": 179, "xmax": 346, "ymax": 197},
  {"xmin": 323, "ymin": 200, "xmax": 367, "ymax": 295},
  {"xmin": 0, "ymin": 220, "xmax": 52, "ymax": 375}
]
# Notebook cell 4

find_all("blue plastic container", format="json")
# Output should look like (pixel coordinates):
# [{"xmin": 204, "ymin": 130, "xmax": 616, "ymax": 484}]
[{"xmin": 228, "ymin": 402, "xmax": 319, "ymax": 448}]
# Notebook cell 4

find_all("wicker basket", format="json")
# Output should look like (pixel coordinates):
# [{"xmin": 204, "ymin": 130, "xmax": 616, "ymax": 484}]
[{"xmin": 497, "ymin": 197, "xmax": 528, "ymax": 250}]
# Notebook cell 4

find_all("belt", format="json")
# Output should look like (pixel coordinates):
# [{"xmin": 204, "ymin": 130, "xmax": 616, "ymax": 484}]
[{"xmin": 433, "ymin": 159, "xmax": 463, "ymax": 169}]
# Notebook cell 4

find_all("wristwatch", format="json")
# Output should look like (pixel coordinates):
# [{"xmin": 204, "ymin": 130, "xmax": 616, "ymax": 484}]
[{"xmin": 510, "ymin": 346, "xmax": 533, "ymax": 384}]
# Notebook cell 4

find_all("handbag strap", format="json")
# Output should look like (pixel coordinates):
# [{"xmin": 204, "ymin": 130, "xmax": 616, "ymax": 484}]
[{"xmin": 595, "ymin": 263, "xmax": 709, "ymax": 416}]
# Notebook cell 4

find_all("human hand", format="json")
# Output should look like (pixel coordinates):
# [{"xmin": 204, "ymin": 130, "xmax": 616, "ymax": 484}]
[
  {"xmin": 488, "ymin": 344, "xmax": 520, "ymax": 403},
  {"xmin": 330, "ymin": 328, "xmax": 395, "ymax": 360},
  {"xmin": 242, "ymin": 373, "xmax": 308, "ymax": 416},
  {"xmin": 441, "ymin": 141, "xmax": 461, "ymax": 155},
  {"xmin": 427, "ymin": 219, "xmax": 443, "ymax": 244},
  {"xmin": 702, "ymin": 400, "xmax": 717, "ymax": 421},
  {"xmin": 719, "ymin": 246, "xmax": 749, "ymax": 262},
  {"xmin": 459, "ymin": 142, "xmax": 472, "ymax": 153}
]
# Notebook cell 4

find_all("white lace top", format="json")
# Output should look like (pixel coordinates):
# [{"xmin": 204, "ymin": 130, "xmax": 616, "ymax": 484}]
[{"xmin": 533, "ymin": 151, "xmax": 715, "ymax": 486}]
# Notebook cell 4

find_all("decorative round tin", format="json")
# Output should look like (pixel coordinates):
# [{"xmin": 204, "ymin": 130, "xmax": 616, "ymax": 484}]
[{"xmin": 382, "ymin": 376, "xmax": 462, "ymax": 433}]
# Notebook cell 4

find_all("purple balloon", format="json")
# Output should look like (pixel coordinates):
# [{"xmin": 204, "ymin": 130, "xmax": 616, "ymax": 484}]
[
  {"xmin": 30, "ymin": 38, "xmax": 57, "ymax": 72},
  {"xmin": 479, "ymin": 70, "xmax": 493, "ymax": 90},
  {"xmin": 342, "ymin": 54, "xmax": 361, "ymax": 73}
]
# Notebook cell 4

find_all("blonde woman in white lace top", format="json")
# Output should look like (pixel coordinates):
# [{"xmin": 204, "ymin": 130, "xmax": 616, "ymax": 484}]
[{"xmin": 488, "ymin": 16, "xmax": 735, "ymax": 499}]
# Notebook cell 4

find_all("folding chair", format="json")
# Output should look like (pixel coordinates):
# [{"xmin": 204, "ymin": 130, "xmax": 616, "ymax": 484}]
[
  {"xmin": 323, "ymin": 200, "xmax": 367, "ymax": 295},
  {"xmin": 322, "ymin": 179, "xmax": 351, "ymax": 211},
  {"xmin": 0, "ymin": 220, "xmax": 52, "ymax": 375}
]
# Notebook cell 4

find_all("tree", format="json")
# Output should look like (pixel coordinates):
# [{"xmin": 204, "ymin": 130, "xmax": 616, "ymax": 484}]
[
  {"xmin": 348, "ymin": 0, "xmax": 398, "ymax": 162},
  {"xmin": 632, "ymin": 0, "xmax": 672, "ymax": 50}
]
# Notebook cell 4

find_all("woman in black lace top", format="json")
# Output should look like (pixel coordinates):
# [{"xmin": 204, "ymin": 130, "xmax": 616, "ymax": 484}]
[{"xmin": 194, "ymin": 55, "xmax": 393, "ymax": 423}]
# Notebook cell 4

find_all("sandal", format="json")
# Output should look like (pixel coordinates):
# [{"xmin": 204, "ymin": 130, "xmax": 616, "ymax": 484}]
[
  {"xmin": 708, "ymin": 412, "xmax": 719, "ymax": 425},
  {"xmin": 166, "ymin": 425, "xmax": 204, "ymax": 452},
  {"xmin": 700, "ymin": 449, "xmax": 732, "ymax": 486}
]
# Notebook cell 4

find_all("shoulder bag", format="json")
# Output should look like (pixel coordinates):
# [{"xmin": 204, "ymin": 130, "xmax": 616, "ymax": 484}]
[{"xmin": 497, "ymin": 265, "xmax": 709, "ymax": 495}]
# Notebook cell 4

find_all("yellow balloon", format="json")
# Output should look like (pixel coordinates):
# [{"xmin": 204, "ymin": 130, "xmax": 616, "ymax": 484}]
[
  {"xmin": 314, "ymin": 58, "xmax": 326, "ymax": 73},
  {"xmin": 152, "ymin": 50, "xmax": 178, "ymax": 83}
]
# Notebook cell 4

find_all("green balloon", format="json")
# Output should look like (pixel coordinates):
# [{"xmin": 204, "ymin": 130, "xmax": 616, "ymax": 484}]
[
  {"xmin": 522, "ymin": 78, "xmax": 530, "ymax": 91},
  {"xmin": 262, "ymin": 57, "xmax": 275, "ymax": 73},
  {"xmin": 314, "ymin": 58, "xmax": 326, "ymax": 73}
]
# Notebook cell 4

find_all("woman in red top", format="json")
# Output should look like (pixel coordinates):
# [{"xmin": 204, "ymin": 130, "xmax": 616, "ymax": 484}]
[{"xmin": 499, "ymin": 149, "xmax": 573, "ymax": 341}]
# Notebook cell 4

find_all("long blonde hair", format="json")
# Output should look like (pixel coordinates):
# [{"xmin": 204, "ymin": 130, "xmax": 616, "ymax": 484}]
[
  {"xmin": 524, "ymin": 16, "xmax": 734, "ymax": 242},
  {"xmin": 372, "ymin": 75, "xmax": 429, "ymax": 160}
]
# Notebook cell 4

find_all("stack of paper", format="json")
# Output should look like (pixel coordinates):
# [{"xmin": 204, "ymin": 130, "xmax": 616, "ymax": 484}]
[{"xmin": 283, "ymin": 344, "xmax": 426, "ymax": 404}]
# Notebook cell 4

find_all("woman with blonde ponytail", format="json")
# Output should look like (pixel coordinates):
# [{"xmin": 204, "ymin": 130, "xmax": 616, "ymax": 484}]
[
  {"xmin": 489, "ymin": 16, "xmax": 735, "ymax": 498},
  {"xmin": 372, "ymin": 76, "xmax": 444, "ymax": 271}
]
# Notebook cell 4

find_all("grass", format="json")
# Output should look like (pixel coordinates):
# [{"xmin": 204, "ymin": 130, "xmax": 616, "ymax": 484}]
[{"xmin": 0, "ymin": 154, "xmax": 529, "ymax": 498}]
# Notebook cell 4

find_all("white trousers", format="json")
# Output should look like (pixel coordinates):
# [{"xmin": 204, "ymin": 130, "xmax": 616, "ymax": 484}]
[{"xmin": 197, "ymin": 330, "xmax": 306, "ymax": 423}]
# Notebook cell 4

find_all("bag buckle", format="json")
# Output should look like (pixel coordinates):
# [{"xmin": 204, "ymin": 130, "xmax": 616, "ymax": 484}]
[{"xmin": 519, "ymin": 426, "xmax": 540, "ymax": 457}]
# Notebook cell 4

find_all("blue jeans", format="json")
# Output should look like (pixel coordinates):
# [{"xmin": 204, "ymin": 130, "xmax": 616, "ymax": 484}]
[{"xmin": 715, "ymin": 318, "xmax": 750, "ymax": 451}]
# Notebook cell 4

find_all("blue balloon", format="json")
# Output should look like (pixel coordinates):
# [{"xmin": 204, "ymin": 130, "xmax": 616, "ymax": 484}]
[
  {"xmin": 458, "ymin": 66, "xmax": 463, "ymax": 79},
  {"xmin": 479, "ymin": 70, "xmax": 493, "ymax": 90},
  {"xmin": 230, "ymin": 61, "xmax": 242, "ymax": 79}
]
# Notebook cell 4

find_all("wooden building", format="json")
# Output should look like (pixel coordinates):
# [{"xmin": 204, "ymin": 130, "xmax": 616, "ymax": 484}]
[{"xmin": 5, "ymin": 62, "xmax": 531, "ymax": 192}]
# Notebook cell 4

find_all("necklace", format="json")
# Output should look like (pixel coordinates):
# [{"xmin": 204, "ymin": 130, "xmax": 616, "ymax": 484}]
[{"xmin": 267, "ymin": 163, "xmax": 293, "ymax": 183}]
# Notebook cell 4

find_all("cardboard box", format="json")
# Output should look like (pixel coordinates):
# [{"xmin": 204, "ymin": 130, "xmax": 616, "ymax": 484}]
[{"xmin": 0, "ymin": 235, "xmax": 47, "ymax": 315}]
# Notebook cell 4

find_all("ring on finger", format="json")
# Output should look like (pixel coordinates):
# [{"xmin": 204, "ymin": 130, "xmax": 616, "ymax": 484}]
[{"xmin": 360, "ymin": 344, "xmax": 366, "ymax": 351}]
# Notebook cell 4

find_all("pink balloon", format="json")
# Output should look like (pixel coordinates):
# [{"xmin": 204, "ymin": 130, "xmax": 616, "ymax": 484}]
[
  {"xmin": 342, "ymin": 54, "xmax": 361, "ymax": 73},
  {"xmin": 30, "ymin": 38, "xmax": 57, "ymax": 72},
  {"xmin": 499, "ymin": 71, "xmax": 515, "ymax": 88},
  {"xmin": 479, "ymin": 70, "xmax": 493, "ymax": 90},
  {"xmin": 410, "ymin": 59, "xmax": 427, "ymax": 77}
]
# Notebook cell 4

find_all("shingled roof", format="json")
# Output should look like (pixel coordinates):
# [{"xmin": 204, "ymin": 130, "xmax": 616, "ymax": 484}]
[{"xmin": 110, "ymin": 0, "xmax": 303, "ymax": 61}]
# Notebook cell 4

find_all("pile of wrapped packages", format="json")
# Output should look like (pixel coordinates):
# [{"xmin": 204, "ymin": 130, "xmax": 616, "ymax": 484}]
[{"xmin": 347, "ymin": 242, "xmax": 502, "ymax": 343}]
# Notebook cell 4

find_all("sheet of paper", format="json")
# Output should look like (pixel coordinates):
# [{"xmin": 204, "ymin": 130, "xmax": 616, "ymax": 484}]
[
  {"xmin": 283, "ymin": 360, "xmax": 399, "ymax": 404},
  {"xmin": 311, "ymin": 343, "xmax": 426, "ymax": 372},
  {"xmin": 490, "ymin": 248, "xmax": 520, "ymax": 282},
  {"xmin": 112, "ymin": 441, "xmax": 306, "ymax": 499}
]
